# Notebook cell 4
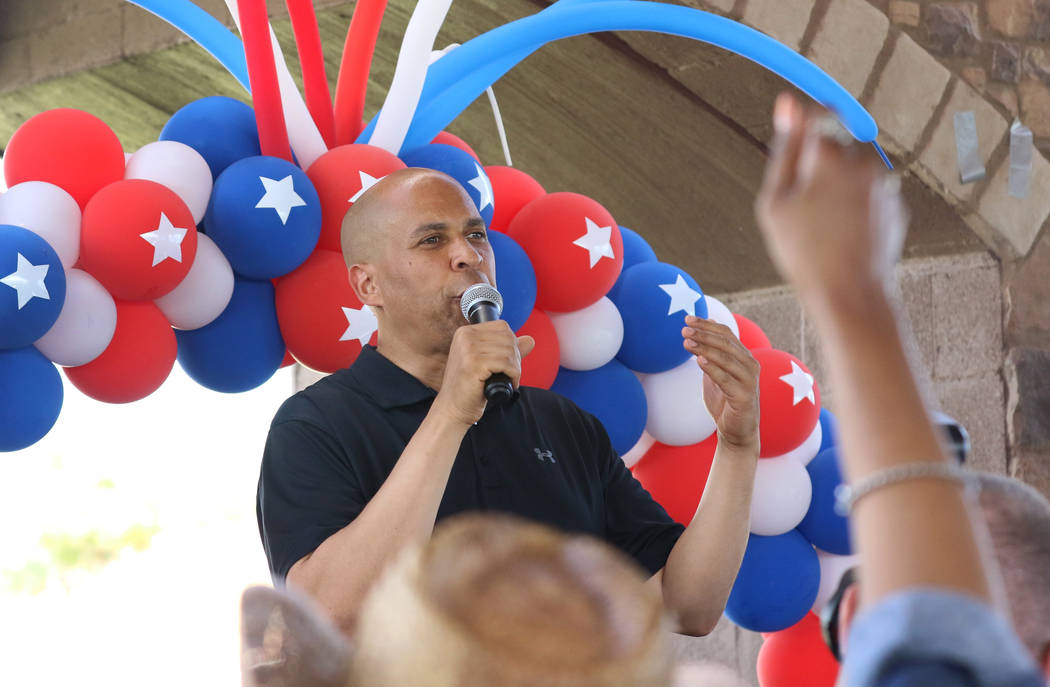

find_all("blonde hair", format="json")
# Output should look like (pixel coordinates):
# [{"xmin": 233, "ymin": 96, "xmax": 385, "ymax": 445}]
[{"xmin": 351, "ymin": 514, "xmax": 674, "ymax": 687}]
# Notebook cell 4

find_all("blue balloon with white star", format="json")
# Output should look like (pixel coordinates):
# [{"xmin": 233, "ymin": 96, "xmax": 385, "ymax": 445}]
[
  {"xmin": 489, "ymin": 230, "xmax": 536, "ymax": 332},
  {"xmin": 175, "ymin": 277, "xmax": 286, "ymax": 393},
  {"xmin": 399, "ymin": 144, "xmax": 495, "ymax": 227},
  {"xmin": 549, "ymin": 360, "xmax": 647, "ymax": 455},
  {"xmin": 608, "ymin": 226, "xmax": 658, "ymax": 301},
  {"xmin": 204, "ymin": 156, "xmax": 321, "ymax": 280},
  {"xmin": 0, "ymin": 224, "xmax": 66, "ymax": 350},
  {"xmin": 611, "ymin": 261, "xmax": 706, "ymax": 374},
  {"xmin": 797, "ymin": 446, "xmax": 853, "ymax": 555},
  {"xmin": 0, "ymin": 346, "xmax": 63, "ymax": 451},
  {"xmin": 160, "ymin": 97, "xmax": 262, "ymax": 180},
  {"xmin": 725, "ymin": 530, "xmax": 821, "ymax": 632}
]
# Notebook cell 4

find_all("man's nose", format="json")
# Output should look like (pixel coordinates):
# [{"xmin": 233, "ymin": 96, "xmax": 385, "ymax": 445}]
[{"xmin": 451, "ymin": 237, "xmax": 484, "ymax": 269}]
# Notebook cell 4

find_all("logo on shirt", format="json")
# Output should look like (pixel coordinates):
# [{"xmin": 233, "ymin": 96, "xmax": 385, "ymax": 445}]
[{"xmin": 533, "ymin": 448, "xmax": 556, "ymax": 464}]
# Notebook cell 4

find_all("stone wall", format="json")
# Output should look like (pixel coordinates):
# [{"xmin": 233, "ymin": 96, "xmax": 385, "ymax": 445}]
[{"xmin": 0, "ymin": 0, "xmax": 342, "ymax": 93}]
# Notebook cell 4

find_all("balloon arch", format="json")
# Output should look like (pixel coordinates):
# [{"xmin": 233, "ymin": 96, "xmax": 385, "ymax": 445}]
[{"xmin": 0, "ymin": 1, "xmax": 879, "ymax": 683}]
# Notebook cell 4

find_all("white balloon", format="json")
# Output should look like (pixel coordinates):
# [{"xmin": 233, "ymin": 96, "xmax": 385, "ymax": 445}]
[
  {"xmin": 642, "ymin": 358, "xmax": 716, "ymax": 446},
  {"xmin": 368, "ymin": 0, "xmax": 455, "ymax": 153},
  {"xmin": 703, "ymin": 295, "xmax": 740, "ymax": 338},
  {"xmin": 749, "ymin": 456, "xmax": 813, "ymax": 536},
  {"xmin": 0, "ymin": 181, "xmax": 81, "ymax": 268},
  {"xmin": 620, "ymin": 431, "xmax": 655, "ymax": 469},
  {"xmin": 549, "ymin": 297, "xmax": 624, "ymax": 371},
  {"xmin": 155, "ymin": 233, "xmax": 235, "ymax": 330},
  {"xmin": 125, "ymin": 141, "xmax": 213, "ymax": 224},
  {"xmin": 768, "ymin": 420, "xmax": 823, "ymax": 465},
  {"xmin": 34, "ymin": 269, "xmax": 117, "ymax": 366},
  {"xmin": 812, "ymin": 551, "xmax": 860, "ymax": 613}
]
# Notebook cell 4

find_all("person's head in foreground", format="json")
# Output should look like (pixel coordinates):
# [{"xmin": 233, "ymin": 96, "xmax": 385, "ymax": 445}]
[
  {"xmin": 241, "ymin": 514, "xmax": 746, "ymax": 687},
  {"xmin": 350, "ymin": 513, "xmax": 672, "ymax": 687},
  {"xmin": 340, "ymin": 167, "xmax": 496, "ymax": 357},
  {"xmin": 826, "ymin": 472, "xmax": 1050, "ymax": 679}
]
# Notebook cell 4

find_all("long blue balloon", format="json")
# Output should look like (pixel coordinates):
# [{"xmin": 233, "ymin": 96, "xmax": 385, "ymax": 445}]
[
  {"xmin": 359, "ymin": 1, "xmax": 877, "ymax": 151},
  {"xmin": 123, "ymin": 0, "xmax": 251, "ymax": 91}
]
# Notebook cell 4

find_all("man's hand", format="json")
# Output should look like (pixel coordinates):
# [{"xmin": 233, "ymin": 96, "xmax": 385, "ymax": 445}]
[
  {"xmin": 682, "ymin": 316, "xmax": 760, "ymax": 451},
  {"xmin": 432, "ymin": 321, "xmax": 535, "ymax": 428},
  {"xmin": 754, "ymin": 93, "xmax": 907, "ymax": 303}
]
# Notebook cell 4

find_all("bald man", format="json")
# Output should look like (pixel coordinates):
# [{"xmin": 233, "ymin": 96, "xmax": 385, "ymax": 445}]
[{"xmin": 256, "ymin": 168, "xmax": 761, "ymax": 637}]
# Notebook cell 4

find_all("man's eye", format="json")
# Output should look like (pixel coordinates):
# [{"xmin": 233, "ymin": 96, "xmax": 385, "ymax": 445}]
[
  {"xmin": 421, "ymin": 235, "xmax": 441, "ymax": 245},
  {"xmin": 469, "ymin": 231, "xmax": 488, "ymax": 241}
]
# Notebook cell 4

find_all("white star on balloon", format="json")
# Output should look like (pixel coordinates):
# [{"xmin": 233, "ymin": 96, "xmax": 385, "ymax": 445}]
[
  {"xmin": 467, "ymin": 162, "xmax": 494, "ymax": 211},
  {"xmin": 0, "ymin": 252, "xmax": 50, "ymax": 309},
  {"xmin": 256, "ymin": 175, "xmax": 306, "ymax": 224},
  {"xmin": 572, "ymin": 217, "xmax": 615, "ymax": 269},
  {"xmin": 339, "ymin": 305, "xmax": 378, "ymax": 346},
  {"xmin": 779, "ymin": 360, "xmax": 816, "ymax": 406},
  {"xmin": 349, "ymin": 171, "xmax": 385, "ymax": 203},
  {"xmin": 658, "ymin": 274, "xmax": 704, "ymax": 317},
  {"xmin": 139, "ymin": 213, "xmax": 190, "ymax": 267}
]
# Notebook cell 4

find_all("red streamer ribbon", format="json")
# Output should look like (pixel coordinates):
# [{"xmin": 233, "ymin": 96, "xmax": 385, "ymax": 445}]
[
  {"xmin": 238, "ymin": 0, "xmax": 293, "ymax": 161},
  {"xmin": 285, "ymin": 0, "xmax": 336, "ymax": 148},
  {"xmin": 333, "ymin": 0, "xmax": 388, "ymax": 146}
]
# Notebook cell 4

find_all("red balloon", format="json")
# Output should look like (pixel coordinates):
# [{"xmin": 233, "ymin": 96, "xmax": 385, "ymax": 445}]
[
  {"xmin": 507, "ymin": 193, "xmax": 623, "ymax": 313},
  {"xmin": 431, "ymin": 131, "xmax": 480, "ymax": 162},
  {"xmin": 631, "ymin": 434, "xmax": 718, "ymax": 525},
  {"xmin": 306, "ymin": 144, "xmax": 406, "ymax": 253},
  {"xmin": 80, "ymin": 179, "xmax": 198, "ymax": 301},
  {"xmin": 757, "ymin": 612, "xmax": 839, "ymax": 687},
  {"xmin": 276, "ymin": 249, "xmax": 375, "ymax": 373},
  {"xmin": 280, "ymin": 349, "xmax": 296, "ymax": 368},
  {"xmin": 753, "ymin": 348, "xmax": 821, "ymax": 457},
  {"xmin": 517, "ymin": 309, "xmax": 559, "ymax": 389},
  {"xmin": 4, "ymin": 108, "xmax": 126, "ymax": 210},
  {"xmin": 64, "ymin": 300, "xmax": 176, "ymax": 403},
  {"xmin": 485, "ymin": 165, "xmax": 546, "ymax": 232},
  {"xmin": 734, "ymin": 313, "xmax": 773, "ymax": 350}
]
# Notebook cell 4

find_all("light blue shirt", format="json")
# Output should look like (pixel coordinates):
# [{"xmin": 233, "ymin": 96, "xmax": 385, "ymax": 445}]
[{"xmin": 844, "ymin": 589, "xmax": 1045, "ymax": 687}]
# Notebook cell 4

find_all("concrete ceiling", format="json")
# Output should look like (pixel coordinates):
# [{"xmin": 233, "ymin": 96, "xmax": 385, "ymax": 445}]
[{"xmin": 0, "ymin": 0, "xmax": 984, "ymax": 293}]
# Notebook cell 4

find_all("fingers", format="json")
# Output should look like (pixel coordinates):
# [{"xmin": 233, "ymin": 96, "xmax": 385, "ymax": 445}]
[
  {"xmin": 759, "ymin": 93, "xmax": 806, "ymax": 201},
  {"xmin": 517, "ymin": 335, "xmax": 536, "ymax": 359},
  {"xmin": 684, "ymin": 317, "xmax": 760, "ymax": 382}
]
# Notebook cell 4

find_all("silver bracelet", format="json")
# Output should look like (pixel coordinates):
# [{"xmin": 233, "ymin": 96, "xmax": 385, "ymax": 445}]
[{"xmin": 834, "ymin": 462, "xmax": 967, "ymax": 516}]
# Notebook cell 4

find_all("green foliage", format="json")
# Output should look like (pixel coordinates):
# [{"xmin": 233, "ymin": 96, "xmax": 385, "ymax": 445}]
[{"xmin": 3, "ymin": 523, "xmax": 160, "ymax": 595}]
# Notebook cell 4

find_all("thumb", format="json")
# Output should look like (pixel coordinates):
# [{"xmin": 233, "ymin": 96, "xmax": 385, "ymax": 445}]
[{"xmin": 516, "ymin": 335, "xmax": 536, "ymax": 359}]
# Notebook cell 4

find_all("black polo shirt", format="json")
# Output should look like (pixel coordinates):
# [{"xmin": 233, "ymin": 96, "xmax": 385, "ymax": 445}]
[{"xmin": 256, "ymin": 346, "xmax": 684, "ymax": 582}]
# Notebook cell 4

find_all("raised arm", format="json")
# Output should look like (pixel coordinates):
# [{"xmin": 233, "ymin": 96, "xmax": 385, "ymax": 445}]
[
  {"xmin": 654, "ymin": 317, "xmax": 761, "ymax": 636},
  {"xmin": 753, "ymin": 93, "xmax": 991, "ymax": 609}
]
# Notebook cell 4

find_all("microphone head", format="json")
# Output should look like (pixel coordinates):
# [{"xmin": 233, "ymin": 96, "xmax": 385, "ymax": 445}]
[{"xmin": 460, "ymin": 283, "xmax": 503, "ymax": 321}]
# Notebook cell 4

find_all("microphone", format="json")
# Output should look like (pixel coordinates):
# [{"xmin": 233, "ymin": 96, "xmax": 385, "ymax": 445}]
[{"xmin": 459, "ymin": 283, "xmax": 515, "ymax": 405}]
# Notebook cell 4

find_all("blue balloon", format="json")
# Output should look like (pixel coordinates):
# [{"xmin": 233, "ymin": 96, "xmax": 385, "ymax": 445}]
[
  {"xmin": 489, "ymin": 230, "xmax": 536, "ymax": 332},
  {"xmin": 0, "ymin": 225, "xmax": 66, "ymax": 350},
  {"xmin": 725, "ymin": 530, "xmax": 821, "ymax": 633},
  {"xmin": 399, "ymin": 144, "xmax": 496, "ymax": 227},
  {"xmin": 609, "ymin": 225, "xmax": 657, "ymax": 300},
  {"xmin": 205, "ymin": 156, "xmax": 321, "ymax": 280},
  {"xmin": 0, "ymin": 346, "xmax": 63, "ymax": 452},
  {"xmin": 357, "ymin": 1, "xmax": 878, "ymax": 151},
  {"xmin": 817, "ymin": 407, "xmax": 838, "ymax": 454},
  {"xmin": 124, "ymin": 1, "xmax": 250, "ymax": 90},
  {"xmin": 175, "ymin": 277, "xmax": 286, "ymax": 393},
  {"xmin": 549, "ymin": 360, "xmax": 646, "ymax": 455},
  {"xmin": 161, "ymin": 97, "xmax": 262, "ymax": 180},
  {"xmin": 798, "ymin": 446, "xmax": 853, "ymax": 555},
  {"xmin": 611, "ymin": 261, "xmax": 706, "ymax": 374}
]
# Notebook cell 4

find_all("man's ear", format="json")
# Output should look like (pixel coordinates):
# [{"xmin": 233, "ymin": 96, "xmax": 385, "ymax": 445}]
[
  {"xmin": 836, "ymin": 583, "xmax": 860, "ymax": 657},
  {"xmin": 1039, "ymin": 642, "xmax": 1050, "ymax": 681},
  {"xmin": 348, "ymin": 264, "xmax": 381, "ymax": 307}
]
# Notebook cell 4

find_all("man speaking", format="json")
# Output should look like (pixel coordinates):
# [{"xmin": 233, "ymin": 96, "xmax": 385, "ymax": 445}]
[{"xmin": 257, "ymin": 168, "xmax": 761, "ymax": 637}]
